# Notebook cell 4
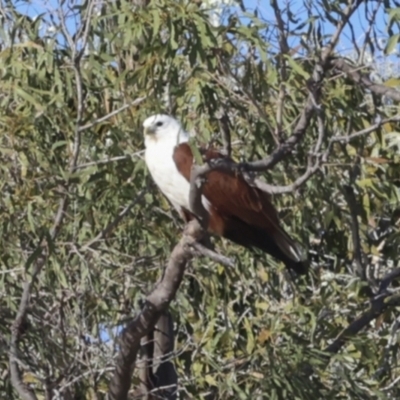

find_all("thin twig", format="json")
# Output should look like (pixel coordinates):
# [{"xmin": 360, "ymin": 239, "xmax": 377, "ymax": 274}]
[
  {"xmin": 76, "ymin": 152, "xmax": 144, "ymax": 170},
  {"xmin": 271, "ymin": 0, "xmax": 289, "ymax": 143},
  {"xmin": 9, "ymin": 7, "xmax": 93, "ymax": 398},
  {"xmin": 75, "ymin": 0, "xmax": 96, "ymax": 61},
  {"xmin": 324, "ymin": 268, "xmax": 400, "ymax": 355},
  {"xmin": 190, "ymin": 242, "xmax": 235, "ymax": 268},
  {"xmin": 359, "ymin": 0, "xmax": 383, "ymax": 64},
  {"xmin": 271, "ymin": 0, "xmax": 289, "ymax": 53},
  {"xmin": 239, "ymin": 0, "xmax": 363, "ymax": 172},
  {"xmin": 331, "ymin": 116, "xmax": 400, "ymax": 143},
  {"xmin": 343, "ymin": 184, "xmax": 367, "ymax": 280},
  {"xmin": 58, "ymin": 7, "xmax": 74, "ymax": 51},
  {"xmin": 253, "ymin": 157, "xmax": 322, "ymax": 195},
  {"xmin": 83, "ymin": 189, "xmax": 147, "ymax": 250},
  {"xmin": 253, "ymin": 94, "xmax": 328, "ymax": 194},
  {"xmin": 217, "ymin": 109, "xmax": 232, "ymax": 157},
  {"xmin": 331, "ymin": 58, "xmax": 400, "ymax": 102},
  {"xmin": 378, "ymin": 268, "xmax": 400, "ymax": 294},
  {"xmin": 78, "ymin": 96, "xmax": 147, "ymax": 132}
]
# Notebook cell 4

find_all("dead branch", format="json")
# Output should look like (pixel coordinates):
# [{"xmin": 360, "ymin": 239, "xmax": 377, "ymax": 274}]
[
  {"xmin": 108, "ymin": 220, "xmax": 199, "ymax": 400},
  {"xmin": 330, "ymin": 58, "xmax": 400, "ymax": 102}
]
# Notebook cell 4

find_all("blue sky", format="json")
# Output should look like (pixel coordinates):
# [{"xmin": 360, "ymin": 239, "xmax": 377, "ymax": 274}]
[
  {"xmin": 243, "ymin": 0, "xmax": 389, "ymax": 53},
  {"xmin": 14, "ymin": 0, "xmax": 389, "ymax": 50},
  {"xmin": 12, "ymin": 0, "xmax": 395, "ymax": 61}
]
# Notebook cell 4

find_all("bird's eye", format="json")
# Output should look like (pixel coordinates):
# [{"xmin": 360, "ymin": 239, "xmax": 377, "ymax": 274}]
[{"xmin": 156, "ymin": 121, "xmax": 163, "ymax": 127}]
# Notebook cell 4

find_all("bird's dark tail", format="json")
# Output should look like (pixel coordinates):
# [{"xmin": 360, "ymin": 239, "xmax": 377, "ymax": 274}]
[{"xmin": 223, "ymin": 217, "xmax": 309, "ymax": 275}]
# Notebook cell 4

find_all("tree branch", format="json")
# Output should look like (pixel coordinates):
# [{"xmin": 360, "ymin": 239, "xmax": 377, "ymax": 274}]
[
  {"xmin": 10, "ymin": 279, "xmax": 40, "ymax": 400},
  {"xmin": 83, "ymin": 189, "xmax": 147, "ymax": 250},
  {"xmin": 10, "ymin": 6, "xmax": 93, "ymax": 398},
  {"xmin": 253, "ymin": 155, "xmax": 322, "ymax": 195},
  {"xmin": 330, "ymin": 58, "xmax": 400, "ymax": 102},
  {"xmin": 188, "ymin": 164, "xmax": 212, "ymax": 230},
  {"xmin": 331, "ymin": 115, "xmax": 400, "ymax": 143},
  {"xmin": 216, "ymin": 109, "xmax": 232, "ymax": 158},
  {"xmin": 108, "ymin": 220, "xmax": 199, "ymax": 400},
  {"xmin": 190, "ymin": 242, "xmax": 235, "ymax": 268},
  {"xmin": 132, "ymin": 311, "xmax": 177, "ymax": 399},
  {"xmin": 78, "ymin": 96, "xmax": 147, "ymax": 132},
  {"xmin": 252, "ymin": 108, "xmax": 329, "ymax": 194},
  {"xmin": 75, "ymin": 151, "xmax": 144, "ymax": 170},
  {"xmin": 240, "ymin": 0, "xmax": 363, "ymax": 172},
  {"xmin": 343, "ymin": 184, "xmax": 367, "ymax": 280},
  {"xmin": 324, "ymin": 268, "xmax": 400, "ymax": 355}
]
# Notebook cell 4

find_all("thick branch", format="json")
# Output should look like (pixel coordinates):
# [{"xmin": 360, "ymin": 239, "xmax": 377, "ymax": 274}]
[
  {"xmin": 188, "ymin": 164, "xmax": 211, "ymax": 229},
  {"xmin": 132, "ymin": 311, "xmax": 177, "ymax": 399},
  {"xmin": 151, "ymin": 311, "xmax": 178, "ymax": 399},
  {"xmin": 331, "ymin": 58, "xmax": 400, "ymax": 102},
  {"xmin": 108, "ymin": 221, "xmax": 199, "ymax": 400}
]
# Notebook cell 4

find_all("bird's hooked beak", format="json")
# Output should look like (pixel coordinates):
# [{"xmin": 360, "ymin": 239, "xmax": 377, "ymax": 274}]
[{"xmin": 144, "ymin": 125, "xmax": 156, "ymax": 136}]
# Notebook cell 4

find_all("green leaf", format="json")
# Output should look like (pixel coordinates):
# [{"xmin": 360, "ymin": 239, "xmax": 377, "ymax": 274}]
[
  {"xmin": 15, "ymin": 87, "xmax": 45, "ymax": 112},
  {"xmin": 385, "ymin": 34, "xmax": 399, "ymax": 55},
  {"xmin": 285, "ymin": 55, "xmax": 310, "ymax": 79}
]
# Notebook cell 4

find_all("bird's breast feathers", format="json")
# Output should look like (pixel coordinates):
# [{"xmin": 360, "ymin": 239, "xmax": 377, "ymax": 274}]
[{"xmin": 145, "ymin": 141, "xmax": 191, "ymax": 210}]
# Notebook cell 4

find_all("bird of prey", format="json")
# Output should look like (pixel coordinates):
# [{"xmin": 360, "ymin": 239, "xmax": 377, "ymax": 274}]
[{"xmin": 143, "ymin": 114, "xmax": 308, "ymax": 274}]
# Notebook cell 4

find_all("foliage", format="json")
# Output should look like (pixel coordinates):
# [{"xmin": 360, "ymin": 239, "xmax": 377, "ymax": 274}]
[{"xmin": 0, "ymin": 0, "xmax": 399, "ymax": 398}]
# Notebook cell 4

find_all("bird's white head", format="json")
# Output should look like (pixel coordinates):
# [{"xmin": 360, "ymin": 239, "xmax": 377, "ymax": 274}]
[{"xmin": 143, "ymin": 114, "xmax": 189, "ymax": 147}]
